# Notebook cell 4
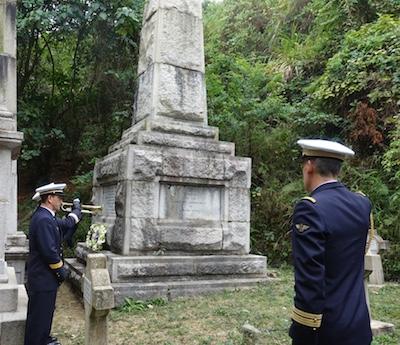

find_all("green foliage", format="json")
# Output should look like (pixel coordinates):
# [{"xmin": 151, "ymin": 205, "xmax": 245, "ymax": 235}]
[
  {"xmin": 17, "ymin": 0, "xmax": 145, "ymax": 184},
  {"xmin": 118, "ymin": 298, "xmax": 168, "ymax": 313},
  {"xmin": 311, "ymin": 15, "xmax": 400, "ymax": 152},
  {"xmin": 204, "ymin": 0, "xmax": 400, "ymax": 279}
]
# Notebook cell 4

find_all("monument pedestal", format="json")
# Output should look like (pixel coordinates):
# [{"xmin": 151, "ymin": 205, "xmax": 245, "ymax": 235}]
[
  {"xmin": 5, "ymin": 233, "xmax": 29, "ymax": 284},
  {"xmin": 67, "ymin": 243, "xmax": 268, "ymax": 306},
  {"xmin": 0, "ymin": 267, "xmax": 28, "ymax": 345}
]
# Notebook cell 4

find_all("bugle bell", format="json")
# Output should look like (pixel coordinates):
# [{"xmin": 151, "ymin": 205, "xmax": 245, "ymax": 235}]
[{"xmin": 61, "ymin": 202, "xmax": 102, "ymax": 215}]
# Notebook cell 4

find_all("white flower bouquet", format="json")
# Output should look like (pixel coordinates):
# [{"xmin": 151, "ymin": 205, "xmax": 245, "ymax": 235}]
[{"xmin": 85, "ymin": 223, "xmax": 108, "ymax": 252}]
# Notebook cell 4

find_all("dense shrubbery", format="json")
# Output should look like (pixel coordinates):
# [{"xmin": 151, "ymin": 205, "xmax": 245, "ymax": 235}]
[
  {"xmin": 204, "ymin": 0, "xmax": 400, "ymax": 278},
  {"xmin": 17, "ymin": 0, "xmax": 400, "ymax": 279}
]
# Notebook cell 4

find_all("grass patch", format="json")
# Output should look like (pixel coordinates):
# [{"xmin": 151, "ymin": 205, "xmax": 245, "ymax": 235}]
[{"xmin": 54, "ymin": 269, "xmax": 400, "ymax": 344}]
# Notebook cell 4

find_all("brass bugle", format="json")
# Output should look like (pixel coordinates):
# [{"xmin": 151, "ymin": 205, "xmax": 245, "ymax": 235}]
[{"xmin": 61, "ymin": 202, "xmax": 102, "ymax": 215}]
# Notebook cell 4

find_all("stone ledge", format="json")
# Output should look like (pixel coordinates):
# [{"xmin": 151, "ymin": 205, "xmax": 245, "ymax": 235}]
[
  {"xmin": 0, "ymin": 285, "xmax": 27, "ymax": 345},
  {"xmin": 0, "ymin": 267, "xmax": 19, "ymax": 313},
  {"xmin": 371, "ymin": 320, "xmax": 395, "ymax": 336},
  {"xmin": 137, "ymin": 131, "xmax": 234, "ymax": 155},
  {"xmin": 113, "ymin": 277, "xmax": 270, "ymax": 305},
  {"xmin": 110, "ymin": 120, "xmax": 219, "ymax": 153}
]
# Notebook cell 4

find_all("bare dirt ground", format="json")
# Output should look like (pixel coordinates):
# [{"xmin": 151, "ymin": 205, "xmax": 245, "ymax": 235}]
[{"xmin": 53, "ymin": 284, "xmax": 85, "ymax": 344}]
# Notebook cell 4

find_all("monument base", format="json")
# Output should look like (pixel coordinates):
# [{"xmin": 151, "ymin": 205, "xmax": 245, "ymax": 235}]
[
  {"xmin": 371, "ymin": 320, "xmax": 395, "ymax": 336},
  {"xmin": 5, "ymin": 232, "xmax": 29, "ymax": 284},
  {"xmin": 66, "ymin": 243, "xmax": 269, "ymax": 306},
  {"xmin": 0, "ymin": 267, "xmax": 27, "ymax": 345}
]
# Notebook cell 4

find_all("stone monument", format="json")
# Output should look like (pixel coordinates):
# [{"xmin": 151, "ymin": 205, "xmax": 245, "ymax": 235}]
[
  {"xmin": 67, "ymin": 0, "xmax": 268, "ymax": 305},
  {"xmin": 364, "ymin": 216, "xmax": 394, "ymax": 336},
  {"xmin": 83, "ymin": 254, "xmax": 114, "ymax": 345},
  {"xmin": 0, "ymin": 0, "xmax": 28, "ymax": 343},
  {"xmin": 366, "ymin": 233, "xmax": 389, "ymax": 285}
]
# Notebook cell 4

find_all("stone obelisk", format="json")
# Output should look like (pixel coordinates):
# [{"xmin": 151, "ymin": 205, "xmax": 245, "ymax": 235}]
[
  {"xmin": 67, "ymin": 0, "xmax": 268, "ymax": 305},
  {"xmin": 0, "ymin": 0, "xmax": 28, "ymax": 343}
]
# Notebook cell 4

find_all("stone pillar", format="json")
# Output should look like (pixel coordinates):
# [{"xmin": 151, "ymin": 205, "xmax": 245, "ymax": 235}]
[
  {"xmin": 83, "ymin": 254, "xmax": 114, "ymax": 345},
  {"xmin": 0, "ymin": 1, "xmax": 28, "ymax": 343},
  {"xmin": 0, "ymin": 0, "xmax": 28, "ymax": 285},
  {"xmin": 367, "ymin": 235, "xmax": 389, "ymax": 285},
  {"xmin": 134, "ymin": 0, "xmax": 207, "ymax": 124},
  {"xmin": 364, "ymin": 255, "xmax": 394, "ymax": 336}
]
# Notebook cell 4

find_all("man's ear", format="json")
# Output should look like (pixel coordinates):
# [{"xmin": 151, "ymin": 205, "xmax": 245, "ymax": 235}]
[{"xmin": 304, "ymin": 159, "xmax": 315, "ymax": 174}]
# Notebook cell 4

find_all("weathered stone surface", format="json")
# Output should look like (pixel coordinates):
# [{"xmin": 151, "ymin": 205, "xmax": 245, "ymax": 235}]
[
  {"xmin": 129, "ymin": 181, "xmax": 158, "ymax": 218},
  {"xmin": 129, "ymin": 218, "xmax": 160, "ymax": 251},
  {"xmin": 0, "ymin": 118, "xmax": 15, "ymax": 131},
  {"xmin": 108, "ymin": 255, "xmax": 266, "ymax": 282},
  {"xmin": 161, "ymin": 150, "xmax": 227, "ymax": 179},
  {"xmin": 138, "ymin": 131, "xmax": 234, "ymax": 155},
  {"xmin": 159, "ymin": 183, "xmax": 223, "ymax": 221},
  {"xmin": 0, "ymin": 0, "xmax": 16, "ymax": 55},
  {"xmin": 135, "ymin": 64, "xmax": 207, "ymax": 123},
  {"xmin": 93, "ymin": 150, "xmax": 126, "ymax": 183},
  {"xmin": 223, "ymin": 222, "xmax": 250, "ymax": 254},
  {"xmin": 228, "ymin": 188, "xmax": 250, "ymax": 222},
  {"xmin": 148, "ymin": 119, "xmax": 218, "ymax": 139},
  {"xmin": 5, "ymin": 232, "xmax": 28, "ymax": 284},
  {"xmin": 225, "ymin": 157, "xmax": 252, "ymax": 188},
  {"xmin": 195, "ymin": 256, "xmax": 266, "ymax": 275},
  {"xmin": 366, "ymin": 254, "xmax": 384, "ymax": 285},
  {"xmin": 127, "ymin": 146, "xmax": 162, "ymax": 180},
  {"xmin": 0, "ymin": 285, "xmax": 27, "ymax": 345},
  {"xmin": 110, "ymin": 217, "xmax": 129, "ymax": 255},
  {"xmin": 0, "ymin": 267, "xmax": 17, "ymax": 312},
  {"xmin": 138, "ymin": 7, "xmax": 204, "ymax": 74},
  {"xmin": 84, "ymin": 254, "xmax": 114, "ymax": 345},
  {"xmin": 0, "ymin": 56, "xmax": 16, "ymax": 115},
  {"xmin": 371, "ymin": 320, "xmax": 395, "ymax": 336},
  {"xmin": 144, "ymin": 0, "xmax": 203, "ymax": 22},
  {"xmin": 160, "ymin": 221, "xmax": 223, "ymax": 251}
]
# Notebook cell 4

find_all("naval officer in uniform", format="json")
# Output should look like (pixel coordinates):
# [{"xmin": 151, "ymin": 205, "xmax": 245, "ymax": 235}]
[
  {"xmin": 25, "ymin": 183, "xmax": 82, "ymax": 345},
  {"xmin": 290, "ymin": 139, "xmax": 373, "ymax": 345}
]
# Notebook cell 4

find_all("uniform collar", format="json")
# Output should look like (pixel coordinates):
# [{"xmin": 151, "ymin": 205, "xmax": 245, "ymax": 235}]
[
  {"xmin": 310, "ymin": 181, "xmax": 343, "ymax": 196},
  {"xmin": 40, "ymin": 205, "xmax": 56, "ymax": 217}
]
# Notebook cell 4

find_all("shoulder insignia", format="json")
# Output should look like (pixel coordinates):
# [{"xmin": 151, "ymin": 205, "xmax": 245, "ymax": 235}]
[
  {"xmin": 301, "ymin": 196, "xmax": 316, "ymax": 203},
  {"xmin": 295, "ymin": 224, "xmax": 310, "ymax": 233}
]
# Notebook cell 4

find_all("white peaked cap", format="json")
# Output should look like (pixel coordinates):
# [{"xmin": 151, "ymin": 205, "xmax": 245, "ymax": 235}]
[
  {"xmin": 297, "ymin": 139, "xmax": 355, "ymax": 161},
  {"xmin": 32, "ymin": 182, "xmax": 66, "ymax": 201}
]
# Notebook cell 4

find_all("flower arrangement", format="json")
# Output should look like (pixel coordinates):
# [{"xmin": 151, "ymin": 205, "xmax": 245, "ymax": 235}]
[{"xmin": 85, "ymin": 223, "xmax": 108, "ymax": 252}]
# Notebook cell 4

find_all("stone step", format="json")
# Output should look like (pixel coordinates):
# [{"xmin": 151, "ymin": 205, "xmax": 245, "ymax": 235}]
[
  {"xmin": 0, "ymin": 267, "xmax": 19, "ymax": 313},
  {"xmin": 0, "ymin": 285, "xmax": 28, "ymax": 345},
  {"xmin": 74, "ymin": 244, "xmax": 266, "ymax": 280},
  {"xmin": 109, "ymin": 119, "xmax": 221, "ymax": 154},
  {"xmin": 65, "ymin": 258, "xmax": 270, "ymax": 306},
  {"xmin": 113, "ymin": 276, "xmax": 270, "ymax": 305}
]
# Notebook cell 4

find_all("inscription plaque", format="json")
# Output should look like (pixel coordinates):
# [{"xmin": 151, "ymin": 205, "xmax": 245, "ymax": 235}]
[
  {"xmin": 103, "ymin": 185, "xmax": 116, "ymax": 217},
  {"xmin": 159, "ymin": 183, "xmax": 222, "ymax": 220}
]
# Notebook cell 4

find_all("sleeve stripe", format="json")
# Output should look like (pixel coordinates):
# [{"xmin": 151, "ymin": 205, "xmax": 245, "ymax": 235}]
[
  {"xmin": 49, "ymin": 261, "xmax": 63, "ymax": 269},
  {"xmin": 292, "ymin": 307, "xmax": 322, "ymax": 328}
]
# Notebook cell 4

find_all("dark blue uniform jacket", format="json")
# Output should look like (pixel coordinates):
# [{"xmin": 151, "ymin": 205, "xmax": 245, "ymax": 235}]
[
  {"xmin": 27, "ymin": 207, "xmax": 76, "ymax": 292},
  {"xmin": 290, "ymin": 181, "xmax": 373, "ymax": 345}
]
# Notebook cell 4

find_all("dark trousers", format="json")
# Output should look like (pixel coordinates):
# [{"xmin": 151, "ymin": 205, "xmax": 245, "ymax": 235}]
[{"xmin": 24, "ymin": 290, "xmax": 57, "ymax": 345}]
